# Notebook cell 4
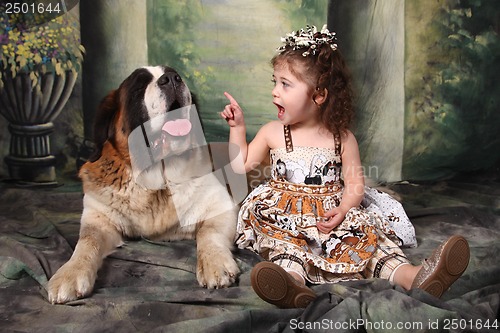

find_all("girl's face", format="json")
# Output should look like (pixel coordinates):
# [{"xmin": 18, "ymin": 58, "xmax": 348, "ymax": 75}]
[{"xmin": 271, "ymin": 63, "xmax": 318, "ymax": 126}]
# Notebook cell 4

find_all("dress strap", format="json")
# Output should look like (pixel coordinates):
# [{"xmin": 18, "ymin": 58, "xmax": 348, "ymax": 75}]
[
  {"xmin": 334, "ymin": 133, "xmax": 341, "ymax": 156},
  {"xmin": 284, "ymin": 125, "xmax": 294, "ymax": 152}
]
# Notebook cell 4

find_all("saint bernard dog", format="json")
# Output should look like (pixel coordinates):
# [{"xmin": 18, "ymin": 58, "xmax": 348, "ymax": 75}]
[{"xmin": 47, "ymin": 66, "xmax": 240, "ymax": 304}]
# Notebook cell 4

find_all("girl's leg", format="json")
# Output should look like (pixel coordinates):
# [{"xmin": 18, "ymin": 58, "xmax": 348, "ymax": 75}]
[
  {"xmin": 287, "ymin": 269, "xmax": 306, "ymax": 284},
  {"xmin": 391, "ymin": 263, "xmax": 421, "ymax": 290},
  {"xmin": 389, "ymin": 235, "xmax": 470, "ymax": 298},
  {"xmin": 363, "ymin": 240, "xmax": 413, "ymax": 285}
]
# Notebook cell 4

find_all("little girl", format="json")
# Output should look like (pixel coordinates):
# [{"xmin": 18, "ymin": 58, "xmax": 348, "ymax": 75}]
[{"xmin": 220, "ymin": 25, "xmax": 470, "ymax": 308}]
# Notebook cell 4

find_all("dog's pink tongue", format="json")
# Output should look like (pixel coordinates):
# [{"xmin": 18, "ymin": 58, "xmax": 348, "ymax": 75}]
[{"xmin": 162, "ymin": 119, "xmax": 192, "ymax": 136}]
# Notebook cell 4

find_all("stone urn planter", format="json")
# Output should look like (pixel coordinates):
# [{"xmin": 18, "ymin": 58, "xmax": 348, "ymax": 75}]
[
  {"xmin": 0, "ymin": 5, "xmax": 83, "ymax": 185},
  {"xmin": 0, "ymin": 70, "xmax": 78, "ymax": 185}
]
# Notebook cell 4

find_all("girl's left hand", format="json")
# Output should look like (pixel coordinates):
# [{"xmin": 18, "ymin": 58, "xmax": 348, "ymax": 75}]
[{"xmin": 317, "ymin": 207, "xmax": 348, "ymax": 234}]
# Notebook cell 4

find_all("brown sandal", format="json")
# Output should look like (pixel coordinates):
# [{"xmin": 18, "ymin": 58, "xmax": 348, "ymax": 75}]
[
  {"xmin": 250, "ymin": 261, "xmax": 316, "ymax": 308},
  {"xmin": 411, "ymin": 235, "xmax": 470, "ymax": 298}
]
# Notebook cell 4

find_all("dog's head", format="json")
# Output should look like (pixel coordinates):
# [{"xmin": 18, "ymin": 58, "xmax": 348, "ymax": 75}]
[{"xmin": 89, "ymin": 66, "xmax": 195, "ymax": 163}]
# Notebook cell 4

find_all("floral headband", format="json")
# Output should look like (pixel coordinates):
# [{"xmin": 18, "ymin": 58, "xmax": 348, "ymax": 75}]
[{"xmin": 277, "ymin": 24, "xmax": 338, "ymax": 57}]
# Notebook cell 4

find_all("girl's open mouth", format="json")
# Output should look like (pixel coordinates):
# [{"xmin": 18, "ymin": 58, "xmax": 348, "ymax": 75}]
[{"xmin": 275, "ymin": 103, "xmax": 285, "ymax": 120}]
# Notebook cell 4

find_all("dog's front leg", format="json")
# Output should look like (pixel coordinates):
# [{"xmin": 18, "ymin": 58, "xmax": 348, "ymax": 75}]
[
  {"xmin": 195, "ymin": 210, "xmax": 240, "ymax": 289},
  {"xmin": 47, "ymin": 211, "xmax": 122, "ymax": 304}
]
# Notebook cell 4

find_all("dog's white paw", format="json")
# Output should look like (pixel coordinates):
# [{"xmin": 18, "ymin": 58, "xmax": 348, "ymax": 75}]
[
  {"xmin": 47, "ymin": 260, "xmax": 97, "ymax": 304},
  {"xmin": 196, "ymin": 251, "xmax": 240, "ymax": 289}
]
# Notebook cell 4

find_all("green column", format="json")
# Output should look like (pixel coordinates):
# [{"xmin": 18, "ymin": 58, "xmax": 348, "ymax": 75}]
[
  {"xmin": 80, "ymin": 1, "xmax": 147, "ymax": 143},
  {"xmin": 329, "ymin": 0, "xmax": 405, "ymax": 182}
]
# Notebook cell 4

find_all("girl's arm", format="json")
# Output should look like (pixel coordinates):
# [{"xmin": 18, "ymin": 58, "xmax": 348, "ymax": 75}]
[
  {"xmin": 317, "ymin": 130, "xmax": 365, "ymax": 233},
  {"xmin": 220, "ymin": 92, "xmax": 270, "ymax": 173}
]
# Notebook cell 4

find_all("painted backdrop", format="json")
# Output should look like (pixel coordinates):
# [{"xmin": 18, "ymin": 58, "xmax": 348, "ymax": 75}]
[
  {"xmin": 0, "ymin": 0, "xmax": 498, "ymax": 182},
  {"xmin": 330, "ymin": 0, "xmax": 499, "ymax": 180}
]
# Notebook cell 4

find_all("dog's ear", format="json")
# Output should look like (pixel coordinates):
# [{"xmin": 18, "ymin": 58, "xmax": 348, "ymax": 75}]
[{"xmin": 89, "ymin": 90, "xmax": 119, "ymax": 162}]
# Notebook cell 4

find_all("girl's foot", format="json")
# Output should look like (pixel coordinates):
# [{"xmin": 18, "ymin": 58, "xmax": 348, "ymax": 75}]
[
  {"xmin": 411, "ymin": 235, "xmax": 470, "ymax": 298},
  {"xmin": 250, "ymin": 261, "xmax": 316, "ymax": 308}
]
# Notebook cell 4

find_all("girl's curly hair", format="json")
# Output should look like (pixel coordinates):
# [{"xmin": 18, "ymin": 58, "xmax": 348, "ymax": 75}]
[{"xmin": 271, "ymin": 43, "xmax": 354, "ymax": 139}]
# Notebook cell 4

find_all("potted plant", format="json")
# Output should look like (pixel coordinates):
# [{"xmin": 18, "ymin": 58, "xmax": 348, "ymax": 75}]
[{"xmin": 0, "ymin": 5, "xmax": 84, "ymax": 185}]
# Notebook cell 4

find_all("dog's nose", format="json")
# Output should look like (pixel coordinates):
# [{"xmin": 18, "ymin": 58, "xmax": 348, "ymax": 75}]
[{"xmin": 158, "ymin": 72, "xmax": 182, "ymax": 86}]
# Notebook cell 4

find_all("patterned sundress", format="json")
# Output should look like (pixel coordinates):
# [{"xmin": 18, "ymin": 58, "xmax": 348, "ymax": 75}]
[{"xmin": 237, "ymin": 126, "xmax": 416, "ymax": 284}]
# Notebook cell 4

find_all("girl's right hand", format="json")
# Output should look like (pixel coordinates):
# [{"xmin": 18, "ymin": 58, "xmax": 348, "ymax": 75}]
[
  {"xmin": 317, "ymin": 206, "xmax": 348, "ymax": 234},
  {"xmin": 220, "ymin": 92, "xmax": 245, "ymax": 127}
]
